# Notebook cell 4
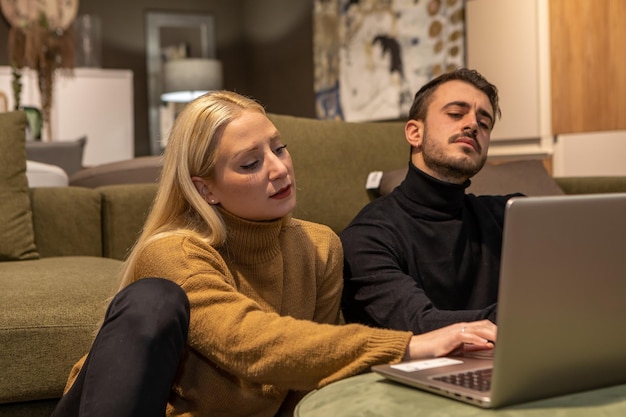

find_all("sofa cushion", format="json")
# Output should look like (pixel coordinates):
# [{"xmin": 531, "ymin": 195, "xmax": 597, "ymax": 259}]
[
  {"xmin": 0, "ymin": 256, "xmax": 121, "ymax": 404},
  {"xmin": 468, "ymin": 160, "xmax": 564, "ymax": 196},
  {"xmin": 267, "ymin": 113, "xmax": 408, "ymax": 233},
  {"xmin": 30, "ymin": 187, "xmax": 103, "ymax": 258},
  {"xmin": 0, "ymin": 111, "xmax": 39, "ymax": 261},
  {"xmin": 99, "ymin": 183, "xmax": 158, "ymax": 260},
  {"xmin": 26, "ymin": 160, "xmax": 69, "ymax": 187},
  {"xmin": 25, "ymin": 136, "xmax": 87, "ymax": 177},
  {"xmin": 373, "ymin": 159, "xmax": 564, "ymax": 198}
]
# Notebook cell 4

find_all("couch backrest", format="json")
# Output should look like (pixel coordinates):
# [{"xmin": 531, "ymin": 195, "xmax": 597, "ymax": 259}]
[
  {"xmin": 30, "ymin": 184, "xmax": 158, "ymax": 260},
  {"xmin": 99, "ymin": 183, "xmax": 157, "ymax": 260},
  {"xmin": 30, "ymin": 187, "xmax": 103, "ymax": 257},
  {"xmin": 268, "ymin": 114, "xmax": 408, "ymax": 234}
]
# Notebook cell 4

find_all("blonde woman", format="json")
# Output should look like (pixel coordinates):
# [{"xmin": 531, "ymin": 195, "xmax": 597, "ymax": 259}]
[{"xmin": 53, "ymin": 91, "xmax": 496, "ymax": 417}]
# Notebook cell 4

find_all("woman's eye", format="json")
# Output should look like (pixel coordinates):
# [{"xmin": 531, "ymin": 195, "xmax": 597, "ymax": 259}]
[
  {"xmin": 274, "ymin": 144, "xmax": 288, "ymax": 154},
  {"xmin": 240, "ymin": 160, "xmax": 259, "ymax": 170}
]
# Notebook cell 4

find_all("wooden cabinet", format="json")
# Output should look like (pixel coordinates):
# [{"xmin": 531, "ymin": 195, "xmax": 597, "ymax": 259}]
[
  {"xmin": 0, "ymin": 67, "xmax": 134, "ymax": 166},
  {"xmin": 466, "ymin": 0, "xmax": 626, "ymax": 176},
  {"xmin": 549, "ymin": 0, "xmax": 626, "ymax": 134}
]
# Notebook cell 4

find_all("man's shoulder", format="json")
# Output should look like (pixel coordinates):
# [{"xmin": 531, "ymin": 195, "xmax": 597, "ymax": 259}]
[
  {"xmin": 468, "ymin": 192, "xmax": 526, "ymax": 219},
  {"xmin": 471, "ymin": 192, "xmax": 525, "ymax": 206},
  {"xmin": 341, "ymin": 194, "xmax": 404, "ymax": 239}
]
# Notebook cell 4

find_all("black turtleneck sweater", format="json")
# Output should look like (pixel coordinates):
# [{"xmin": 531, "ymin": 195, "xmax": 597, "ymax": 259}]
[{"xmin": 340, "ymin": 162, "xmax": 523, "ymax": 334}]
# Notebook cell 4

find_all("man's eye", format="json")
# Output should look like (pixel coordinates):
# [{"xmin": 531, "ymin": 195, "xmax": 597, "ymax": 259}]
[
  {"xmin": 449, "ymin": 113, "xmax": 462, "ymax": 119},
  {"xmin": 275, "ymin": 144, "xmax": 288, "ymax": 154},
  {"xmin": 479, "ymin": 121, "xmax": 491, "ymax": 130}
]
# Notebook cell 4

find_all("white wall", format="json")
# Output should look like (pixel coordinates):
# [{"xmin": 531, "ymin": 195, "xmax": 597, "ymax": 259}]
[{"xmin": 0, "ymin": 66, "xmax": 134, "ymax": 166}]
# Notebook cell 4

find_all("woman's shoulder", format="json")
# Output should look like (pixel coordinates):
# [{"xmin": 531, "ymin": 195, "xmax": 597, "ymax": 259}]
[
  {"xmin": 140, "ymin": 231, "xmax": 223, "ymax": 263},
  {"xmin": 135, "ymin": 231, "xmax": 231, "ymax": 283}
]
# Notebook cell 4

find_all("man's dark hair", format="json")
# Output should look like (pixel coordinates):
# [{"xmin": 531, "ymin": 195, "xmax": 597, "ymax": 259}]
[{"xmin": 407, "ymin": 68, "xmax": 501, "ymax": 124}]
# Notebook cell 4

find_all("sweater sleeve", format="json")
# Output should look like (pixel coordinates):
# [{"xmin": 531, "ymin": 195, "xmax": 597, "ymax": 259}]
[{"xmin": 135, "ymin": 235, "xmax": 411, "ymax": 391}]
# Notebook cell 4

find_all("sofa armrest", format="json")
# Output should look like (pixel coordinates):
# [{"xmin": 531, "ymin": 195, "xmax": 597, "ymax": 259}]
[
  {"xmin": 555, "ymin": 177, "xmax": 626, "ymax": 195},
  {"xmin": 99, "ymin": 183, "xmax": 158, "ymax": 260},
  {"xmin": 69, "ymin": 156, "xmax": 162, "ymax": 188},
  {"xmin": 30, "ymin": 187, "xmax": 103, "ymax": 257}
]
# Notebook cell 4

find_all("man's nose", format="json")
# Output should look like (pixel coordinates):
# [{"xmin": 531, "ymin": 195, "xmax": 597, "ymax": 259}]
[{"xmin": 463, "ymin": 114, "xmax": 479, "ymax": 136}]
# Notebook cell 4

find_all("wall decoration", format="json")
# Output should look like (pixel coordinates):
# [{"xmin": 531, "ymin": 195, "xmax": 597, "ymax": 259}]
[
  {"xmin": 2, "ymin": 0, "xmax": 79, "ymax": 140},
  {"xmin": 314, "ymin": 0, "xmax": 465, "ymax": 122}
]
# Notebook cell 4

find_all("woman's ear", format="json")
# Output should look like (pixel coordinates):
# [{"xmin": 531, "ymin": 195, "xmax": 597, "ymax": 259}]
[
  {"xmin": 405, "ymin": 119, "xmax": 424, "ymax": 151},
  {"xmin": 191, "ymin": 176, "xmax": 218, "ymax": 204}
]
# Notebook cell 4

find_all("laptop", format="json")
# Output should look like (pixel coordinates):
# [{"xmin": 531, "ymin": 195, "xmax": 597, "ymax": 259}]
[{"xmin": 372, "ymin": 193, "xmax": 626, "ymax": 408}]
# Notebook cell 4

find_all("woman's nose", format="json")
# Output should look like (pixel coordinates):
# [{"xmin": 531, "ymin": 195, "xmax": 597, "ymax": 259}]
[{"xmin": 268, "ymin": 154, "xmax": 288, "ymax": 180}]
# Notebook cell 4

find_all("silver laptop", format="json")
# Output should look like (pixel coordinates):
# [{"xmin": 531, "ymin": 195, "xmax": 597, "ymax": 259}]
[{"xmin": 372, "ymin": 193, "xmax": 626, "ymax": 408}]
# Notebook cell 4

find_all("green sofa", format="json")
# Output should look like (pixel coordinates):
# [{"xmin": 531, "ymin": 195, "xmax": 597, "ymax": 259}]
[{"xmin": 2, "ymin": 112, "xmax": 626, "ymax": 417}]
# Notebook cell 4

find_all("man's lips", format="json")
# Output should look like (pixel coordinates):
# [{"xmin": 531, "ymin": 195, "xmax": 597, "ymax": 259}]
[
  {"xmin": 454, "ymin": 136, "xmax": 479, "ymax": 152},
  {"xmin": 270, "ymin": 184, "xmax": 292, "ymax": 199}
]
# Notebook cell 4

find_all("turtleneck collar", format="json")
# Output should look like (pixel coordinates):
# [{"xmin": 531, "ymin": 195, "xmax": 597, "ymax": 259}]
[
  {"xmin": 396, "ymin": 162, "xmax": 470, "ymax": 220},
  {"xmin": 217, "ymin": 207, "xmax": 291, "ymax": 265}
]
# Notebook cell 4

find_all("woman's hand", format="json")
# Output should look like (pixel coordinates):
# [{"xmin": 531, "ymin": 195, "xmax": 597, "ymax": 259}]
[{"xmin": 404, "ymin": 320, "xmax": 497, "ymax": 361}]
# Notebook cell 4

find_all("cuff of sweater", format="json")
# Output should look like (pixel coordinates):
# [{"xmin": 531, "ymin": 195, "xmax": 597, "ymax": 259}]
[{"xmin": 365, "ymin": 328, "xmax": 413, "ymax": 365}]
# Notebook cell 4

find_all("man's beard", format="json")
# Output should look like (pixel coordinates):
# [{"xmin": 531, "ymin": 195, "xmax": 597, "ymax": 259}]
[{"xmin": 421, "ymin": 126, "xmax": 488, "ymax": 184}]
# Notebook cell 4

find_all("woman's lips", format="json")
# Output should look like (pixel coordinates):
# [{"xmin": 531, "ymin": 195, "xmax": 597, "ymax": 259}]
[{"xmin": 270, "ymin": 185, "xmax": 292, "ymax": 199}]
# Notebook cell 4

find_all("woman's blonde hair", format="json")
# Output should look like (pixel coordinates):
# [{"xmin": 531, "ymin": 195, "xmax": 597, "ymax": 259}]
[{"xmin": 116, "ymin": 90, "xmax": 265, "ymax": 291}]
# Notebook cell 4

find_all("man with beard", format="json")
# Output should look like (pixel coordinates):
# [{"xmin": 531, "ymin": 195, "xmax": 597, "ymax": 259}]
[{"xmin": 340, "ymin": 68, "xmax": 522, "ymax": 334}]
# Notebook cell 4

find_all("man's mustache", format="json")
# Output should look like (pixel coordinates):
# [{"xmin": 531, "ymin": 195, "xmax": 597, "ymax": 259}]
[{"xmin": 449, "ymin": 129, "xmax": 481, "ymax": 152}]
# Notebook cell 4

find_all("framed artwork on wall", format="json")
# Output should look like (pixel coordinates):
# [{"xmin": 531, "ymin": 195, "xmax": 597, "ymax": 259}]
[{"xmin": 313, "ymin": 0, "xmax": 465, "ymax": 122}]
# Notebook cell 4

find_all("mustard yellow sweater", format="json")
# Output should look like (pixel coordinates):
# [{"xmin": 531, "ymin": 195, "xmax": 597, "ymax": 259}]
[{"xmin": 67, "ymin": 210, "xmax": 412, "ymax": 417}]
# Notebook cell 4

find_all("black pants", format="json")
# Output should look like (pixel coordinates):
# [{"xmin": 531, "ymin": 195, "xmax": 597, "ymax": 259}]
[{"xmin": 51, "ymin": 278, "xmax": 190, "ymax": 417}]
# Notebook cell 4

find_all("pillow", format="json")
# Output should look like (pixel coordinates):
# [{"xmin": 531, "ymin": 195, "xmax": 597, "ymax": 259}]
[
  {"xmin": 468, "ymin": 160, "xmax": 565, "ymax": 196},
  {"xmin": 26, "ymin": 160, "xmax": 70, "ymax": 187},
  {"xmin": 25, "ymin": 136, "xmax": 87, "ymax": 176},
  {"xmin": 372, "ymin": 159, "xmax": 565, "ymax": 198},
  {"xmin": 0, "ymin": 111, "xmax": 39, "ymax": 260}
]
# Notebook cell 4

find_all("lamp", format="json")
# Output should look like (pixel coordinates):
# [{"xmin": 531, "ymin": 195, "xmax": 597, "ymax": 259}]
[{"xmin": 161, "ymin": 58, "xmax": 223, "ymax": 103}]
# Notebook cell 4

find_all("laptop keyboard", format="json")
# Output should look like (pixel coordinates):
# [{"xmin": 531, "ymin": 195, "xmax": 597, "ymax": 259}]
[{"xmin": 433, "ymin": 368, "xmax": 493, "ymax": 392}]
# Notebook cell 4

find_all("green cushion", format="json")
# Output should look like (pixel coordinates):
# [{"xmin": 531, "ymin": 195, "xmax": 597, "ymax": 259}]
[
  {"xmin": 30, "ymin": 187, "xmax": 103, "ymax": 258},
  {"xmin": 99, "ymin": 183, "xmax": 158, "ymax": 260},
  {"xmin": 0, "ymin": 111, "xmax": 39, "ymax": 261},
  {"xmin": 267, "ymin": 114, "xmax": 408, "ymax": 233},
  {"xmin": 0, "ymin": 256, "xmax": 122, "ymax": 403}
]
